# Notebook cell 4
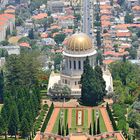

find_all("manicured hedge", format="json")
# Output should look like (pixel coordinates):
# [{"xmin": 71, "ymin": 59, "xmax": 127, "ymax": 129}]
[
  {"xmin": 41, "ymin": 102, "xmax": 54, "ymax": 132},
  {"xmin": 106, "ymin": 103, "xmax": 117, "ymax": 131}
]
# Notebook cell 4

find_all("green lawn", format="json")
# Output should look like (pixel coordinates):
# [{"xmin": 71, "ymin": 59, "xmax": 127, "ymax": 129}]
[
  {"xmin": 71, "ymin": 109, "xmax": 76, "ymax": 128},
  {"xmin": 52, "ymin": 109, "xmax": 61, "ymax": 134},
  {"xmin": 64, "ymin": 109, "xmax": 68, "ymax": 128},
  {"xmin": 52, "ymin": 109, "xmax": 68, "ymax": 134},
  {"xmin": 52, "ymin": 108, "xmax": 108, "ymax": 134},
  {"xmin": 0, "ymin": 104, "xmax": 3, "ymax": 112},
  {"xmin": 83, "ymin": 109, "xmax": 88, "ymax": 128},
  {"xmin": 99, "ymin": 110, "xmax": 107, "ymax": 132},
  {"xmin": 92, "ymin": 109, "xmax": 95, "ymax": 124}
]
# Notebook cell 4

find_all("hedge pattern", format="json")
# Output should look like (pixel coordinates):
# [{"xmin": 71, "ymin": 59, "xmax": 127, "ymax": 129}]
[{"xmin": 41, "ymin": 102, "xmax": 54, "ymax": 132}]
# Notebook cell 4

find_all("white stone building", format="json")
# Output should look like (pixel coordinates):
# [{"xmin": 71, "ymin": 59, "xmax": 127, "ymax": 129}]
[{"xmin": 60, "ymin": 33, "xmax": 97, "ymax": 98}]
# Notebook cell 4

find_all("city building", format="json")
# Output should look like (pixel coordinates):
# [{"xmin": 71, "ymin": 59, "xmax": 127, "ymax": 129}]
[
  {"xmin": 0, "ymin": 14, "xmax": 15, "ymax": 42},
  {"xmin": 48, "ymin": 1, "xmax": 64, "ymax": 13},
  {"xmin": 0, "ymin": 45, "xmax": 20, "ymax": 55}
]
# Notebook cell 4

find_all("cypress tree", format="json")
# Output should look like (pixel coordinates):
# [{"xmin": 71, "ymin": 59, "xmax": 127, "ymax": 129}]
[
  {"xmin": 97, "ymin": 117, "xmax": 100, "ymax": 134},
  {"xmin": 106, "ymin": 103, "xmax": 117, "ymax": 130},
  {"xmin": 93, "ymin": 122, "xmax": 96, "ymax": 135},
  {"xmin": 58, "ymin": 119, "xmax": 61, "ymax": 135},
  {"xmin": 20, "ymin": 116, "xmax": 30, "ymax": 138},
  {"xmin": 81, "ymin": 57, "xmax": 106, "ymax": 106},
  {"xmin": 89, "ymin": 123, "xmax": 92, "ymax": 135},
  {"xmin": 66, "ymin": 124, "xmax": 69, "ymax": 136},
  {"xmin": 8, "ymin": 104, "xmax": 19, "ymax": 140},
  {"xmin": 62, "ymin": 125, "xmax": 64, "ymax": 136}
]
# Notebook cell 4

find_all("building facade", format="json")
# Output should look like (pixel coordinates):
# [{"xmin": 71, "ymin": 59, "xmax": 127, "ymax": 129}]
[{"xmin": 60, "ymin": 33, "xmax": 97, "ymax": 98}]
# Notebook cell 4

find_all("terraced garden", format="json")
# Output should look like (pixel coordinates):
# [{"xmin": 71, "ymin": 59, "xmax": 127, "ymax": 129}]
[{"xmin": 50, "ymin": 108, "xmax": 107, "ymax": 135}]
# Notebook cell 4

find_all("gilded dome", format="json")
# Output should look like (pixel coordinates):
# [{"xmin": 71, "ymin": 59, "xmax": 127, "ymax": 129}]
[{"xmin": 66, "ymin": 33, "xmax": 93, "ymax": 52}]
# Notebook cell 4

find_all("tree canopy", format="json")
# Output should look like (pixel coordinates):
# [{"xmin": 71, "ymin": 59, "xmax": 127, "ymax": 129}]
[{"xmin": 80, "ymin": 57, "xmax": 106, "ymax": 106}]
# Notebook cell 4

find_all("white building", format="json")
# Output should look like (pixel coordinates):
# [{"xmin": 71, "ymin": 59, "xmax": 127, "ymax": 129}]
[
  {"xmin": 0, "ymin": 45, "xmax": 20, "ymax": 55},
  {"xmin": 60, "ymin": 33, "xmax": 97, "ymax": 98}
]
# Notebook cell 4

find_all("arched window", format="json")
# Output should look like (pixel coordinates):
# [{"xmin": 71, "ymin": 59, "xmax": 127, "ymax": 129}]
[
  {"xmin": 78, "ymin": 61, "xmax": 81, "ymax": 69},
  {"xmin": 74, "ymin": 60, "xmax": 76, "ymax": 69},
  {"xmin": 69, "ymin": 60, "xmax": 71, "ymax": 69}
]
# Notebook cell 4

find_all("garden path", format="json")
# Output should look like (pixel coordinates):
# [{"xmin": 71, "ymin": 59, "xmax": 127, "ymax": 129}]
[
  {"xmin": 68, "ymin": 108, "xmax": 72, "ymax": 128},
  {"xmin": 88, "ymin": 108, "xmax": 92, "ymax": 127},
  {"xmin": 100, "ymin": 107, "xmax": 113, "ymax": 132},
  {"xmin": 45, "ymin": 108, "xmax": 60, "ymax": 132}
]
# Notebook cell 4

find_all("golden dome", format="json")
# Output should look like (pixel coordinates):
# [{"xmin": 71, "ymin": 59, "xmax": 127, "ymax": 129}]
[{"xmin": 66, "ymin": 33, "xmax": 93, "ymax": 52}]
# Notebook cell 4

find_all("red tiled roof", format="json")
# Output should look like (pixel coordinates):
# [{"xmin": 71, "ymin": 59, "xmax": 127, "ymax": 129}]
[
  {"xmin": 32, "ymin": 13, "xmax": 48, "ymax": 20},
  {"xmin": 19, "ymin": 42, "xmax": 31, "ymax": 48},
  {"xmin": 116, "ymin": 31, "xmax": 132, "ymax": 37},
  {"xmin": 132, "ymin": 6, "xmax": 140, "ymax": 11},
  {"xmin": 103, "ymin": 59, "xmax": 115, "ymax": 64}
]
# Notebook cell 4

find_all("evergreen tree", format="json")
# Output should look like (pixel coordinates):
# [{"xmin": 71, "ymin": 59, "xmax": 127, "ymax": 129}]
[
  {"xmin": 96, "ymin": 30, "xmax": 101, "ymax": 47},
  {"xmin": 8, "ymin": 104, "xmax": 19, "ymax": 139},
  {"xmin": 0, "ymin": 116, "xmax": 4, "ymax": 134},
  {"xmin": 93, "ymin": 122, "xmax": 96, "ymax": 135},
  {"xmin": 81, "ymin": 57, "xmax": 106, "ymax": 106},
  {"xmin": 58, "ymin": 119, "xmax": 61, "ymax": 135},
  {"xmin": 28, "ymin": 28, "xmax": 34, "ymax": 39},
  {"xmin": 62, "ymin": 125, "xmax": 64, "ymax": 136},
  {"xmin": 124, "ymin": 12, "xmax": 133, "ymax": 23},
  {"xmin": 0, "ymin": 70, "xmax": 4, "ymax": 101},
  {"xmin": 89, "ymin": 123, "xmax": 92, "ymax": 135},
  {"xmin": 1, "ymin": 101, "xmax": 11, "ymax": 140},
  {"xmin": 20, "ymin": 117, "xmax": 30, "ymax": 138},
  {"xmin": 66, "ymin": 124, "xmax": 69, "ymax": 136},
  {"xmin": 97, "ymin": 117, "xmax": 100, "ymax": 134}
]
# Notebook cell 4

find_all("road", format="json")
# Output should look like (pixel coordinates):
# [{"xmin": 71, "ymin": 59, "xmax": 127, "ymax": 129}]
[{"xmin": 82, "ymin": 0, "xmax": 94, "ymax": 38}]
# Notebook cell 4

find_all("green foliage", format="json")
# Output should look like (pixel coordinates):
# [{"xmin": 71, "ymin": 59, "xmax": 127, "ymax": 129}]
[
  {"xmin": 41, "ymin": 102, "xmax": 54, "ymax": 132},
  {"xmin": 8, "ymin": 104, "xmax": 19, "ymax": 137},
  {"xmin": 20, "ymin": 117, "xmax": 30, "ymax": 138},
  {"xmin": 96, "ymin": 51, "xmax": 103, "ymax": 65},
  {"xmin": 93, "ymin": 122, "xmax": 96, "ymax": 135},
  {"xmin": 109, "ymin": 61, "xmax": 140, "ymax": 86},
  {"xmin": 0, "ymin": 40, "xmax": 9, "ymax": 46},
  {"xmin": 125, "ymin": 12, "xmax": 133, "ymax": 23},
  {"xmin": 53, "ymin": 53, "xmax": 63, "ymax": 70},
  {"xmin": 49, "ymin": 83, "xmax": 71, "ymax": 99},
  {"xmin": 0, "ymin": 49, "xmax": 8, "ymax": 57},
  {"xmin": 97, "ymin": 117, "xmax": 100, "ymax": 134},
  {"xmin": 66, "ymin": 124, "xmax": 69, "ymax": 136},
  {"xmin": 62, "ymin": 125, "xmax": 64, "ymax": 136},
  {"xmin": 58, "ymin": 119, "xmax": 61, "ymax": 135},
  {"xmin": 81, "ymin": 57, "xmax": 106, "ymax": 106},
  {"xmin": 11, "ymin": 30, "xmax": 17, "ymax": 36},
  {"xmin": 106, "ymin": 103, "xmax": 117, "ymax": 130},
  {"xmin": 42, "ymin": 104, "xmax": 48, "ymax": 111},
  {"xmin": 0, "ymin": 52, "xmax": 41, "ymax": 138},
  {"xmin": 0, "ymin": 70, "xmax": 4, "ymax": 100},
  {"xmin": 15, "ymin": 17, "xmax": 24, "ymax": 26},
  {"xmin": 74, "ymin": 13, "xmax": 81, "ymax": 21},
  {"xmin": 28, "ymin": 28, "xmax": 34, "ymax": 40},
  {"xmin": 136, "ymin": 29, "xmax": 140, "ymax": 37},
  {"xmin": 96, "ymin": 30, "xmax": 101, "ymax": 47},
  {"xmin": 89, "ymin": 123, "xmax": 92, "ymax": 135},
  {"xmin": 112, "ymin": 103, "xmax": 127, "ymax": 117},
  {"xmin": 18, "ymin": 37, "xmax": 30, "ymax": 43},
  {"xmin": 54, "ymin": 34, "xmax": 66, "ymax": 44}
]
